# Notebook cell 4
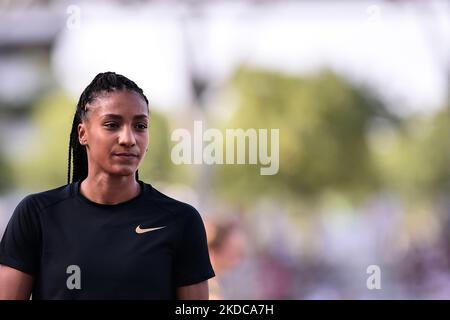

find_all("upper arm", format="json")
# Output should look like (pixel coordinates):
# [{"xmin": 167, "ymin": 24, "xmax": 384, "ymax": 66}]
[
  {"xmin": 0, "ymin": 264, "xmax": 33, "ymax": 300},
  {"xmin": 173, "ymin": 207, "xmax": 215, "ymax": 287},
  {"xmin": 176, "ymin": 280, "xmax": 209, "ymax": 300},
  {"xmin": 0, "ymin": 195, "xmax": 42, "ymax": 277}
]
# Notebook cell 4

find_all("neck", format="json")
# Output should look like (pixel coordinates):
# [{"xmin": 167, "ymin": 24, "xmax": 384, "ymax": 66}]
[{"xmin": 80, "ymin": 174, "xmax": 140, "ymax": 205}]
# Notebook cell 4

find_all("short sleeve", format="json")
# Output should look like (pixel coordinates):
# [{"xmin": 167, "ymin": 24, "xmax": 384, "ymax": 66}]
[
  {"xmin": 0, "ymin": 195, "xmax": 42, "ymax": 276},
  {"xmin": 173, "ymin": 207, "xmax": 215, "ymax": 287}
]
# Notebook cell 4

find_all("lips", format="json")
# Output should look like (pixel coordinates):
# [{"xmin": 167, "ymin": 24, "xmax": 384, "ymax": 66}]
[
  {"xmin": 114, "ymin": 153, "xmax": 138, "ymax": 157},
  {"xmin": 113, "ymin": 153, "xmax": 138, "ymax": 160}
]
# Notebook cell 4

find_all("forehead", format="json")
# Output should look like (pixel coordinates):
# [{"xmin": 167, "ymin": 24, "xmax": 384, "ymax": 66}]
[{"xmin": 89, "ymin": 90, "xmax": 148, "ymax": 120}]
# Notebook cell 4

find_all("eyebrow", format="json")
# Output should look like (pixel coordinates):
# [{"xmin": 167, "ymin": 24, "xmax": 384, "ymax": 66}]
[{"xmin": 101, "ymin": 114, "xmax": 148, "ymax": 120}]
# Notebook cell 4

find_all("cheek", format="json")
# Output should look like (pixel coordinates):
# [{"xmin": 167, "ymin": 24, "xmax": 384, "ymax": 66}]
[
  {"xmin": 89, "ymin": 135, "xmax": 113, "ymax": 157},
  {"xmin": 139, "ymin": 131, "xmax": 149, "ymax": 143},
  {"xmin": 138, "ymin": 134, "xmax": 149, "ymax": 149}
]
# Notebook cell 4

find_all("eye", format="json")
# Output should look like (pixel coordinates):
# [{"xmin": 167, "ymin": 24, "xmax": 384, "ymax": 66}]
[
  {"xmin": 104, "ymin": 122, "xmax": 119, "ymax": 129},
  {"xmin": 136, "ymin": 123, "xmax": 148, "ymax": 130}
]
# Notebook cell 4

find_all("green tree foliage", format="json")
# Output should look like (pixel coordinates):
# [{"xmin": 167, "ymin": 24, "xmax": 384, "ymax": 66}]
[
  {"xmin": 214, "ymin": 67, "xmax": 396, "ymax": 204},
  {"xmin": 13, "ymin": 92, "xmax": 74, "ymax": 191},
  {"xmin": 0, "ymin": 153, "xmax": 13, "ymax": 194},
  {"xmin": 373, "ymin": 106, "xmax": 450, "ymax": 199}
]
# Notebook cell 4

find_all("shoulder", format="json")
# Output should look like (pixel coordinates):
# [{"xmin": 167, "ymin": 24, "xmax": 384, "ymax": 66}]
[
  {"xmin": 14, "ymin": 183, "xmax": 74, "ymax": 217},
  {"xmin": 6, "ymin": 184, "xmax": 73, "ymax": 237},
  {"xmin": 145, "ymin": 184, "xmax": 203, "ymax": 224}
]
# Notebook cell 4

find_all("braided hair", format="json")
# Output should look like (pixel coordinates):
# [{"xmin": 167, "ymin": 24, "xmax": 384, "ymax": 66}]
[{"xmin": 67, "ymin": 72, "xmax": 149, "ymax": 185}]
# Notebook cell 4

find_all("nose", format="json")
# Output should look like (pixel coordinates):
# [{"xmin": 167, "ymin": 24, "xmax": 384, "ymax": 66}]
[{"xmin": 118, "ymin": 125, "xmax": 136, "ymax": 147}]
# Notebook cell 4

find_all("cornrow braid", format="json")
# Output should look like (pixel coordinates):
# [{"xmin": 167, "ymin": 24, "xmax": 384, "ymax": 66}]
[{"xmin": 67, "ymin": 71, "xmax": 149, "ymax": 185}]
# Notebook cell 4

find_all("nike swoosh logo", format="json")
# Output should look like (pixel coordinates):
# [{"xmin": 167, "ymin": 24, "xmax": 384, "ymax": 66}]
[{"xmin": 135, "ymin": 225, "xmax": 166, "ymax": 234}]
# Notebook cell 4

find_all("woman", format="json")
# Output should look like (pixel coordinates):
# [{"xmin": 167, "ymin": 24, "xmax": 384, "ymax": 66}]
[{"xmin": 0, "ymin": 72, "xmax": 215, "ymax": 299}]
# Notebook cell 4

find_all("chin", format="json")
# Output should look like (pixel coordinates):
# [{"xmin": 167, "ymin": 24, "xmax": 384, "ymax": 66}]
[{"xmin": 110, "ymin": 166, "xmax": 138, "ymax": 176}]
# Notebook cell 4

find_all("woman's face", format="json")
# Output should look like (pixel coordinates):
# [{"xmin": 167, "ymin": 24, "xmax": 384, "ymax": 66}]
[{"xmin": 77, "ymin": 90, "xmax": 149, "ymax": 178}]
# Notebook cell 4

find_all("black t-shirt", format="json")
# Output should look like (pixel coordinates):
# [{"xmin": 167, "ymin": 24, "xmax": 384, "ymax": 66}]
[{"xmin": 0, "ymin": 180, "xmax": 215, "ymax": 299}]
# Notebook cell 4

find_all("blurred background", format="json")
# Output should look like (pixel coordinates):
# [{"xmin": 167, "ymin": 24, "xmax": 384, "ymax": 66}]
[{"xmin": 0, "ymin": 0, "xmax": 450, "ymax": 299}]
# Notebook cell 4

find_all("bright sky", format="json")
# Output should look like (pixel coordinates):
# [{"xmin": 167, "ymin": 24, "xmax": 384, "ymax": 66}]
[{"xmin": 51, "ymin": 0, "xmax": 450, "ymax": 116}]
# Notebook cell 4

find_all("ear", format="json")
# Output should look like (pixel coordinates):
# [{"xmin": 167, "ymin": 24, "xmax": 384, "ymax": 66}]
[{"xmin": 78, "ymin": 123, "xmax": 87, "ymax": 145}]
